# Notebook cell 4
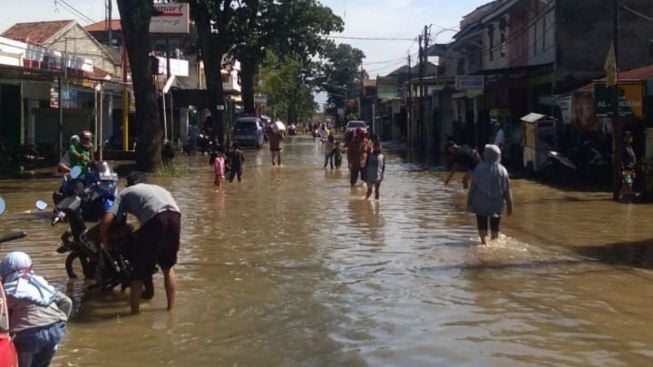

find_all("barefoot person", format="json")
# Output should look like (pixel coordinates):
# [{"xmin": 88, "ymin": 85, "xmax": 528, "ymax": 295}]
[
  {"xmin": 365, "ymin": 140, "xmax": 386, "ymax": 200},
  {"xmin": 444, "ymin": 141, "xmax": 481, "ymax": 189},
  {"xmin": 467, "ymin": 145, "xmax": 513, "ymax": 245},
  {"xmin": 100, "ymin": 172, "xmax": 181, "ymax": 314},
  {"xmin": 347, "ymin": 128, "xmax": 371, "ymax": 186},
  {"xmin": 268, "ymin": 121, "xmax": 284, "ymax": 166}
]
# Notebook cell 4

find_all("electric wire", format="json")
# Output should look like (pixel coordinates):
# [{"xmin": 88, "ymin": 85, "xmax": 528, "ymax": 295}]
[
  {"xmin": 621, "ymin": 3, "xmax": 653, "ymax": 23},
  {"xmin": 54, "ymin": 0, "xmax": 97, "ymax": 24}
]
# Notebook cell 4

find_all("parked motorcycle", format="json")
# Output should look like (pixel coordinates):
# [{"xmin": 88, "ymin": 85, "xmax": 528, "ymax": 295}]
[
  {"xmin": 538, "ymin": 141, "xmax": 612, "ymax": 186},
  {"xmin": 50, "ymin": 165, "xmax": 153, "ymax": 297}
]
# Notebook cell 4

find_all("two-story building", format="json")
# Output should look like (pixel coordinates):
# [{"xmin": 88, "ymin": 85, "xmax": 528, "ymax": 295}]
[{"xmin": 445, "ymin": 0, "xmax": 653, "ymax": 162}]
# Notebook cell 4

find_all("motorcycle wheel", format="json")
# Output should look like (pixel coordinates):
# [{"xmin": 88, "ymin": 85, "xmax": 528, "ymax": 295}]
[{"xmin": 65, "ymin": 253, "xmax": 95, "ymax": 279}]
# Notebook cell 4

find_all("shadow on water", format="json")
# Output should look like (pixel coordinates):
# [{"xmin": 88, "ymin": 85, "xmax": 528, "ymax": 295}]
[{"xmin": 575, "ymin": 238, "xmax": 653, "ymax": 269}]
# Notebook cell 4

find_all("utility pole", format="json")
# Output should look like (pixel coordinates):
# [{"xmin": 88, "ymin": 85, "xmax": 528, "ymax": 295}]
[
  {"xmin": 360, "ymin": 62, "xmax": 365, "ymax": 121},
  {"xmin": 407, "ymin": 52, "xmax": 412, "ymax": 150},
  {"xmin": 418, "ymin": 25, "xmax": 430, "ymax": 153},
  {"xmin": 106, "ymin": 0, "xmax": 112, "ymax": 46},
  {"xmin": 417, "ymin": 33, "xmax": 423, "ymax": 152},
  {"xmin": 611, "ymin": 0, "xmax": 621, "ymax": 201}
]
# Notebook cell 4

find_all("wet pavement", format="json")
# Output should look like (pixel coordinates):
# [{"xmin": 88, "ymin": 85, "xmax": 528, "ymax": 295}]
[{"xmin": 1, "ymin": 136, "xmax": 653, "ymax": 366}]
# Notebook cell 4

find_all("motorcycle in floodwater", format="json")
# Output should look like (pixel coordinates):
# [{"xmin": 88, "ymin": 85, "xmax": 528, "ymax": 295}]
[{"xmin": 50, "ymin": 164, "xmax": 153, "ymax": 296}]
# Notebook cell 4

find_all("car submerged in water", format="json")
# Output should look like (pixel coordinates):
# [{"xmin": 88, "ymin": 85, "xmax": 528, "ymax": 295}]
[{"xmin": 232, "ymin": 117, "xmax": 265, "ymax": 149}]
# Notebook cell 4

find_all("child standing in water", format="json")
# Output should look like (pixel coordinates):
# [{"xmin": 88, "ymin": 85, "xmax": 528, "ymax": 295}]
[
  {"xmin": 333, "ymin": 141, "xmax": 343, "ymax": 169},
  {"xmin": 324, "ymin": 134, "xmax": 335, "ymax": 169},
  {"xmin": 213, "ymin": 151, "xmax": 225, "ymax": 189},
  {"xmin": 228, "ymin": 142, "xmax": 245, "ymax": 183},
  {"xmin": 467, "ymin": 144, "xmax": 513, "ymax": 245},
  {"xmin": 365, "ymin": 141, "xmax": 386, "ymax": 200}
]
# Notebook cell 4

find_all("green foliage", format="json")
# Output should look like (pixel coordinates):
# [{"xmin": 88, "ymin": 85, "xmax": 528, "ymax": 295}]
[
  {"xmin": 318, "ymin": 42, "xmax": 366, "ymax": 108},
  {"xmin": 257, "ymin": 53, "xmax": 316, "ymax": 123},
  {"xmin": 233, "ymin": 0, "xmax": 344, "ymax": 113}
]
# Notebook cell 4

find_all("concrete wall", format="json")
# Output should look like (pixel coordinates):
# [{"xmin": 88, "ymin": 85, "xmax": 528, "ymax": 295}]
[
  {"xmin": 483, "ymin": 18, "xmax": 510, "ymax": 70},
  {"xmin": 555, "ymin": 0, "xmax": 653, "ymax": 93},
  {"xmin": 528, "ymin": 0, "xmax": 556, "ymax": 66}
]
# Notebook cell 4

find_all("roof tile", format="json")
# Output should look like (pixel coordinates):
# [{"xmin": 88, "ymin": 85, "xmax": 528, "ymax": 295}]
[{"xmin": 1, "ymin": 20, "xmax": 73, "ymax": 45}]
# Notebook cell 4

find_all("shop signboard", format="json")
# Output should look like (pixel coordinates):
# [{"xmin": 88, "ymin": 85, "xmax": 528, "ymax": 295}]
[
  {"xmin": 254, "ymin": 94, "xmax": 268, "ymax": 105},
  {"xmin": 150, "ymin": 3, "xmax": 190, "ymax": 34},
  {"xmin": 594, "ymin": 82, "xmax": 644, "ymax": 118},
  {"xmin": 558, "ymin": 96, "xmax": 572, "ymax": 125},
  {"xmin": 455, "ymin": 75, "xmax": 484, "ymax": 91},
  {"xmin": 377, "ymin": 77, "xmax": 398, "ymax": 99}
]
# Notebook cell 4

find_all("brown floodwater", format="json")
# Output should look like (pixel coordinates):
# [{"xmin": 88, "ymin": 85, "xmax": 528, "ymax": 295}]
[{"xmin": 1, "ymin": 136, "xmax": 653, "ymax": 366}]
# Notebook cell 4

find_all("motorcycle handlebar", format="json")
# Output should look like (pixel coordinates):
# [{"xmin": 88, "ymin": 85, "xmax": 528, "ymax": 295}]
[{"xmin": 0, "ymin": 231, "xmax": 27, "ymax": 244}]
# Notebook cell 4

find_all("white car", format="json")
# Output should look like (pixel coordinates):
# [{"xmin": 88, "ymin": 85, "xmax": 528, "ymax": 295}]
[{"xmin": 345, "ymin": 120, "xmax": 368, "ymax": 134}]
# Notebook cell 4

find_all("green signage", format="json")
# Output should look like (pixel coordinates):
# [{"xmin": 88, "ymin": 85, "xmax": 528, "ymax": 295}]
[{"xmin": 594, "ymin": 83, "xmax": 644, "ymax": 118}]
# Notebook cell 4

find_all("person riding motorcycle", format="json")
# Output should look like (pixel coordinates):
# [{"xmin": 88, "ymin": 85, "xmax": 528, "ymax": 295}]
[{"xmin": 69, "ymin": 131, "xmax": 93, "ymax": 173}]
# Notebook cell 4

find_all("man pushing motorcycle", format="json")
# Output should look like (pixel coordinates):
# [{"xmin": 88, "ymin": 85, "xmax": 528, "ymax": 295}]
[{"xmin": 99, "ymin": 172, "xmax": 181, "ymax": 315}]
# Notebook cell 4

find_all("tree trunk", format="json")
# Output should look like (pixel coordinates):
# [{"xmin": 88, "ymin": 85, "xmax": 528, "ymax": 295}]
[
  {"xmin": 241, "ymin": 57, "xmax": 257, "ymax": 115},
  {"xmin": 116, "ymin": 0, "xmax": 162, "ymax": 171},
  {"xmin": 193, "ymin": 5, "xmax": 226, "ymax": 147}
]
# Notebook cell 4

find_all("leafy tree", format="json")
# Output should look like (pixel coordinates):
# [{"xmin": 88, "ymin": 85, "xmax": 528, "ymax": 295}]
[
  {"xmin": 318, "ymin": 41, "xmax": 366, "ymax": 112},
  {"xmin": 188, "ymin": 0, "xmax": 238, "ymax": 147},
  {"xmin": 116, "ymin": 0, "xmax": 162, "ymax": 170},
  {"xmin": 234, "ymin": 0, "xmax": 343, "ymax": 114},
  {"xmin": 257, "ymin": 53, "xmax": 317, "ymax": 123}
]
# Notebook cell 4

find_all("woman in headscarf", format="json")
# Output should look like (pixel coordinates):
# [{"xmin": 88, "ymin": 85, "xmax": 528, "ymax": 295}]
[
  {"xmin": 346, "ymin": 128, "xmax": 371, "ymax": 186},
  {"xmin": 1, "ymin": 251, "xmax": 71, "ymax": 367},
  {"xmin": 467, "ymin": 145, "xmax": 513, "ymax": 245}
]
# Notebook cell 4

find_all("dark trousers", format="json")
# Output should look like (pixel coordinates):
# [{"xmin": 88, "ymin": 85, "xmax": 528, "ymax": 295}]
[
  {"xmin": 350, "ymin": 166, "xmax": 366, "ymax": 186},
  {"xmin": 229, "ymin": 169, "xmax": 243, "ymax": 182},
  {"xmin": 324, "ymin": 152, "xmax": 334, "ymax": 168},
  {"xmin": 476, "ymin": 215, "xmax": 501, "ymax": 237}
]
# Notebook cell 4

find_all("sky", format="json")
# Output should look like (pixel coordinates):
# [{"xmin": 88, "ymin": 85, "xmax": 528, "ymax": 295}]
[{"xmin": 0, "ymin": 0, "xmax": 491, "ymax": 105}]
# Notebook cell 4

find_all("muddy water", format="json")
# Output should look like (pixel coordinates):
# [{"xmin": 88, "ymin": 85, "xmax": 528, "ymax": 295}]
[{"xmin": 1, "ymin": 137, "xmax": 653, "ymax": 366}]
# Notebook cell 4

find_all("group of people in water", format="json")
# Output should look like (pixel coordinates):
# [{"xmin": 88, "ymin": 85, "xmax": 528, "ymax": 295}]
[
  {"xmin": 0, "ymin": 124, "xmax": 513, "ymax": 366},
  {"xmin": 321, "ymin": 127, "xmax": 386, "ymax": 200},
  {"xmin": 2, "ymin": 130, "xmax": 183, "ymax": 367}
]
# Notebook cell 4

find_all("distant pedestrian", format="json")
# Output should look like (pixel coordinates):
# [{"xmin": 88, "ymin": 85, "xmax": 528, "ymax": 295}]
[
  {"xmin": 365, "ymin": 140, "xmax": 386, "ymax": 200},
  {"xmin": 490, "ymin": 119, "xmax": 505, "ymax": 149},
  {"xmin": 1, "ymin": 251, "xmax": 72, "ymax": 367},
  {"xmin": 268, "ymin": 122, "xmax": 284, "ymax": 166},
  {"xmin": 444, "ymin": 141, "xmax": 481, "ymax": 189},
  {"xmin": 228, "ymin": 142, "xmax": 245, "ymax": 183},
  {"xmin": 333, "ymin": 141, "xmax": 343, "ymax": 169},
  {"xmin": 213, "ymin": 151, "xmax": 226, "ymax": 189},
  {"xmin": 324, "ymin": 134, "xmax": 335, "ymax": 169},
  {"xmin": 467, "ymin": 144, "xmax": 513, "ymax": 245},
  {"xmin": 620, "ymin": 130, "xmax": 637, "ymax": 200},
  {"xmin": 347, "ymin": 127, "xmax": 371, "ymax": 186}
]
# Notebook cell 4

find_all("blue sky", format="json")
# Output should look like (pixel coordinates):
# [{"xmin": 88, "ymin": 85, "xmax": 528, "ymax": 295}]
[{"xmin": 0, "ymin": 0, "xmax": 491, "ymax": 105}]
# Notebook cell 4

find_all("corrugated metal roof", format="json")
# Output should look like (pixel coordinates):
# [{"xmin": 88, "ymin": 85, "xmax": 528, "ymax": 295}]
[
  {"xmin": 1, "ymin": 20, "xmax": 74, "ymax": 45},
  {"xmin": 578, "ymin": 64, "xmax": 653, "ymax": 92}
]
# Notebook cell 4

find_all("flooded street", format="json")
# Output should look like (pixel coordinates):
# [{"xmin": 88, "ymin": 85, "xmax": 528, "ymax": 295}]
[{"xmin": 1, "ymin": 136, "xmax": 653, "ymax": 366}]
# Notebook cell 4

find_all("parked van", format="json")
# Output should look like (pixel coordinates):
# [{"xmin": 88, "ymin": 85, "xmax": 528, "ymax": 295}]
[{"xmin": 232, "ymin": 117, "xmax": 265, "ymax": 149}]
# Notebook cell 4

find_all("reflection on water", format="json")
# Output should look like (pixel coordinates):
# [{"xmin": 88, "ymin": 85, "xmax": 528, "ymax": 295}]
[{"xmin": 0, "ymin": 136, "xmax": 652, "ymax": 366}]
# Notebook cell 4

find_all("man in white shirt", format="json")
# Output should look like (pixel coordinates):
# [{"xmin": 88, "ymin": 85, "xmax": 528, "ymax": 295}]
[{"xmin": 491, "ymin": 119, "xmax": 505, "ymax": 149}]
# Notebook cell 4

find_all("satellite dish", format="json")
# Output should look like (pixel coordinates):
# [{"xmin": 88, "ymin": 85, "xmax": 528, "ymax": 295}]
[
  {"xmin": 35, "ymin": 200, "xmax": 48, "ymax": 211},
  {"xmin": 70, "ymin": 166, "xmax": 83, "ymax": 179},
  {"xmin": 0, "ymin": 197, "xmax": 5, "ymax": 215}
]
